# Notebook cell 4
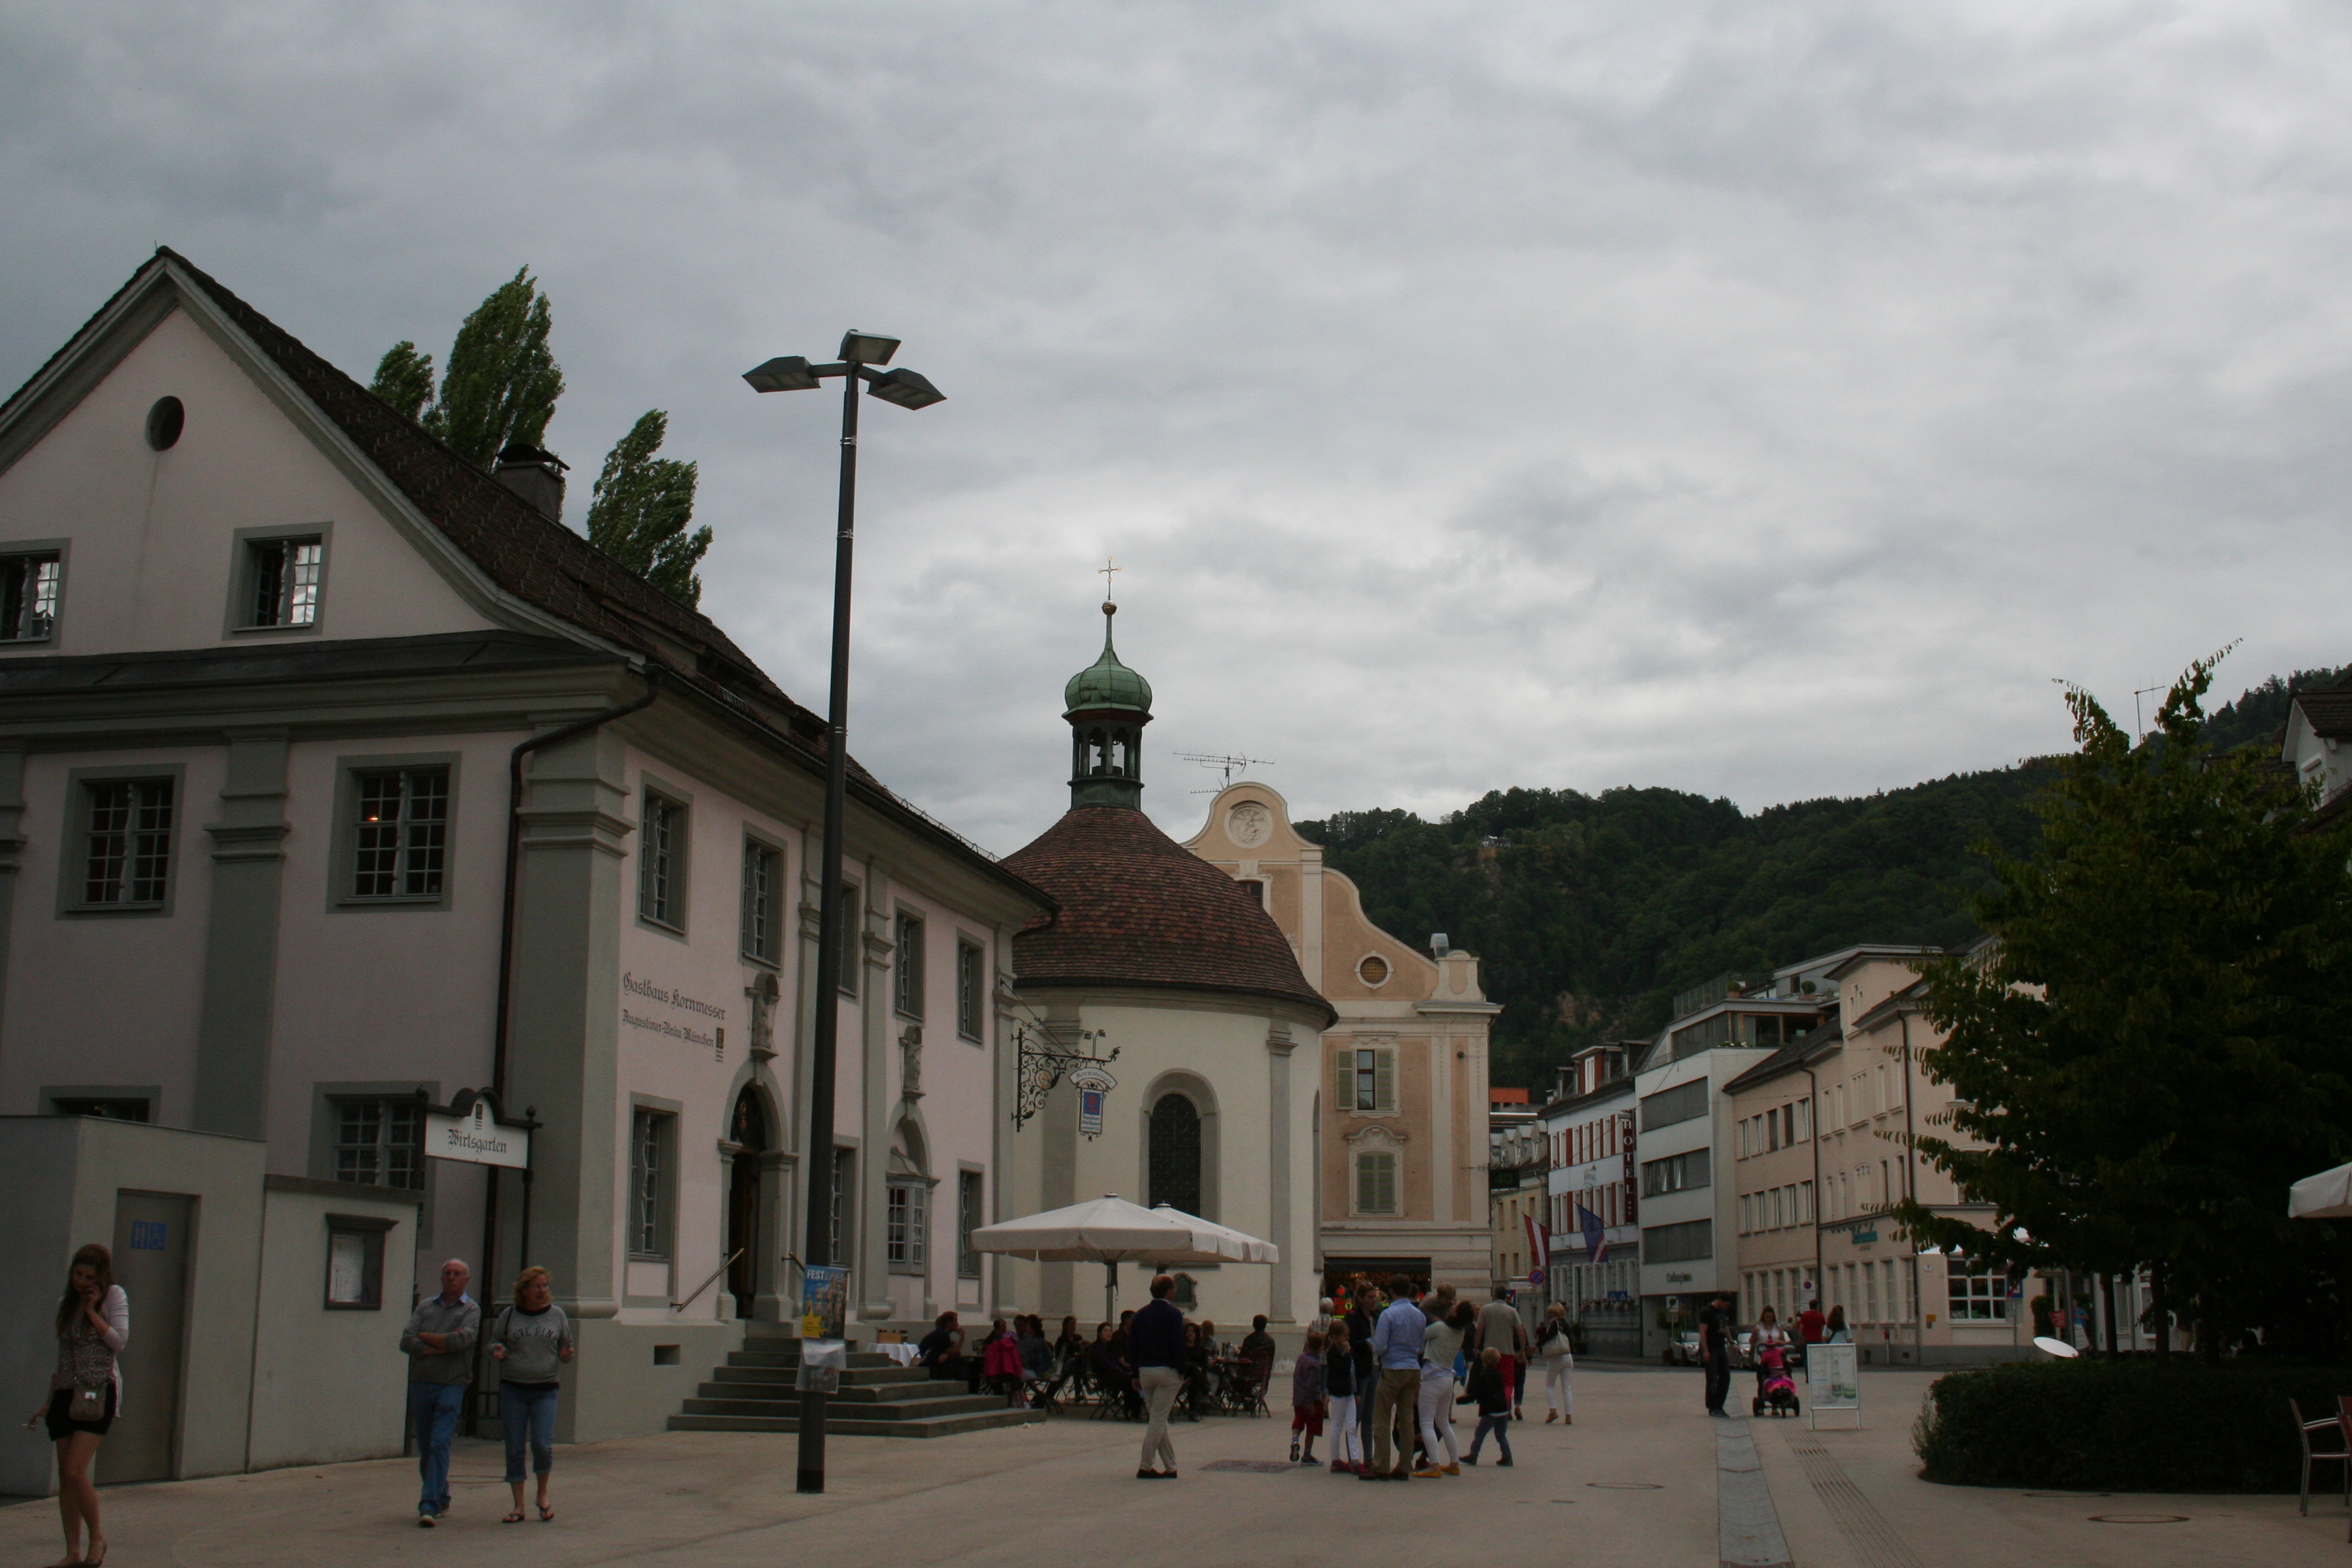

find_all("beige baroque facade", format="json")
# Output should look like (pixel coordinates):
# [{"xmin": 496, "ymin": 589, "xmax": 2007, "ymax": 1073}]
[{"xmin": 1183, "ymin": 783, "xmax": 1497, "ymax": 1294}]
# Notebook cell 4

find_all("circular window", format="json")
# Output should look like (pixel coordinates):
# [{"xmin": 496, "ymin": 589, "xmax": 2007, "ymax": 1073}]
[
  {"xmin": 1358, "ymin": 955, "xmax": 1390, "ymax": 986},
  {"xmin": 145, "ymin": 397, "xmax": 184, "ymax": 451}
]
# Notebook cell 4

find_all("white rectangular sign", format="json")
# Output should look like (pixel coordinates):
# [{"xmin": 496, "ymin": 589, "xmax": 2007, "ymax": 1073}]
[
  {"xmin": 426, "ymin": 1101, "xmax": 529, "ymax": 1169},
  {"xmin": 1808, "ymin": 1343, "xmax": 1859, "ymax": 1427}
]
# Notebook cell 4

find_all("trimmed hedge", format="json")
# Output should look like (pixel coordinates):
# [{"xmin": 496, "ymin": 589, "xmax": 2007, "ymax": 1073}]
[{"xmin": 1914, "ymin": 1359, "xmax": 2350, "ymax": 1492}]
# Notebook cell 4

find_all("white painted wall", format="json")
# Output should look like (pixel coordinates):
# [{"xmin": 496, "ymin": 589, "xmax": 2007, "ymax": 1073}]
[
  {"xmin": 0, "ymin": 309, "xmax": 495, "ymax": 659},
  {"xmin": 1, "ymin": 745, "xmax": 223, "ymax": 1122}
]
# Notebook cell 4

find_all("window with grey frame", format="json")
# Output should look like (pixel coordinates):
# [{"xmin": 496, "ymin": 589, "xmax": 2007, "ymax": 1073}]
[
  {"xmin": 630, "ymin": 1107, "xmax": 673, "ymax": 1257},
  {"xmin": 887, "ymin": 1180, "xmax": 926, "ymax": 1270},
  {"xmin": 894, "ymin": 911, "xmax": 925, "ymax": 1017},
  {"xmin": 243, "ymin": 536, "xmax": 323, "ymax": 627},
  {"xmin": 956, "ymin": 941, "xmax": 985, "ymax": 1041},
  {"xmin": 50, "ymin": 1096, "xmax": 149, "ymax": 1122},
  {"xmin": 958, "ymin": 1170, "xmax": 983, "ymax": 1278},
  {"xmin": 333, "ymin": 1097, "xmax": 423, "ymax": 1189},
  {"xmin": 351, "ymin": 767, "xmax": 448, "ymax": 899},
  {"xmin": 77, "ymin": 779, "xmax": 174, "ymax": 908},
  {"xmin": 1641, "ymin": 1147, "xmax": 1710, "ymax": 1197},
  {"xmin": 0, "ymin": 551, "xmax": 60, "ymax": 642},
  {"xmin": 639, "ymin": 794, "xmax": 683, "ymax": 930},
  {"xmin": 834, "ymin": 883, "xmax": 860, "ymax": 996},
  {"xmin": 740, "ymin": 838, "xmax": 781, "ymax": 962},
  {"xmin": 828, "ymin": 1146, "xmax": 855, "ymax": 1262}
]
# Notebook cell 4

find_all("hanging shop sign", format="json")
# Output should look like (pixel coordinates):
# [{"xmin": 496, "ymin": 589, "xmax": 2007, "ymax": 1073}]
[
  {"xmin": 425, "ymin": 1089, "xmax": 531, "ymax": 1169},
  {"xmin": 1070, "ymin": 1064, "xmax": 1117, "ymax": 1139}
]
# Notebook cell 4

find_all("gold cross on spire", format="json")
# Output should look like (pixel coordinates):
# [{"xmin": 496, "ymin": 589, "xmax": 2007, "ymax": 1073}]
[{"xmin": 1099, "ymin": 557, "xmax": 1120, "ymax": 600}]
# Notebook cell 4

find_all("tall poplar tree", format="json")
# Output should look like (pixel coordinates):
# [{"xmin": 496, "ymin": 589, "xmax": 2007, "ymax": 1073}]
[
  {"xmin": 585, "ymin": 410, "xmax": 709, "ymax": 608},
  {"xmin": 366, "ymin": 267, "xmax": 564, "ymax": 467},
  {"xmin": 369, "ymin": 341, "xmax": 436, "ymax": 422},
  {"xmin": 1898, "ymin": 651, "xmax": 2352, "ymax": 1359}
]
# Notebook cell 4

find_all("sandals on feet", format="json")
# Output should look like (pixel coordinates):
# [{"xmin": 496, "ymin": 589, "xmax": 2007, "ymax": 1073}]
[
  {"xmin": 504, "ymin": 1512, "xmax": 527, "ymax": 1524},
  {"xmin": 538, "ymin": 1503, "xmax": 555, "ymax": 1522}
]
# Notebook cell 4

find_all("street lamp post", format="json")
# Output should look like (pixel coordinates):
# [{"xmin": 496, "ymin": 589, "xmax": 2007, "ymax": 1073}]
[{"xmin": 745, "ymin": 333, "xmax": 944, "ymax": 1495}]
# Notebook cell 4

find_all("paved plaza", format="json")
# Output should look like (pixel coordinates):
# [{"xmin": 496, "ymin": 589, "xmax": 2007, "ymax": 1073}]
[{"xmin": 4, "ymin": 1363, "xmax": 2345, "ymax": 1567}]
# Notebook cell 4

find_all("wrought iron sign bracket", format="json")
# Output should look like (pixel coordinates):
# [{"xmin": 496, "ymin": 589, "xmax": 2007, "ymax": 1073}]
[{"xmin": 1012, "ymin": 1019, "xmax": 1117, "ymax": 1130}]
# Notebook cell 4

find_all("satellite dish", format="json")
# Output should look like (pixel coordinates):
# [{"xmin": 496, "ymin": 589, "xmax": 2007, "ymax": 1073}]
[{"xmin": 2034, "ymin": 1336, "xmax": 2079, "ymax": 1358}]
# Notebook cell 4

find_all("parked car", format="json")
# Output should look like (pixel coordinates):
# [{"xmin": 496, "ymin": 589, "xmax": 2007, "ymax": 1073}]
[
  {"xmin": 1733, "ymin": 1331, "xmax": 1754, "ymax": 1369},
  {"xmin": 1669, "ymin": 1330, "xmax": 1701, "ymax": 1365}
]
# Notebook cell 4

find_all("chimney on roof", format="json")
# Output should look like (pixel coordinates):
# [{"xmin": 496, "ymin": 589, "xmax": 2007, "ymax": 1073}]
[
  {"xmin": 1431, "ymin": 932, "xmax": 1450, "ymax": 958},
  {"xmin": 493, "ymin": 442, "xmax": 568, "ymax": 523}
]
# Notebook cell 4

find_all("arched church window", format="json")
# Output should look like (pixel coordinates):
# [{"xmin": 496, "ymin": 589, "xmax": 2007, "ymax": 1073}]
[{"xmin": 1148, "ymin": 1093, "xmax": 1202, "ymax": 1216}]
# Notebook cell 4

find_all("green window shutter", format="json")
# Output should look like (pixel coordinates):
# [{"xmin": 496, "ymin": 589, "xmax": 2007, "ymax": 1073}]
[
  {"xmin": 1335, "ymin": 1049, "xmax": 1354, "ymax": 1112},
  {"xmin": 1376, "ymin": 1153, "xmax": 1397, "ymax": 1214},
  {"xmin": 1373, "ymin": 1049, "xmax": 1396, "ymax": 1113}
]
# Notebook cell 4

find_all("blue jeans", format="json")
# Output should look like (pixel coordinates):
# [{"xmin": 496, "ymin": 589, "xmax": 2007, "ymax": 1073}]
[
  {"xmin": 500, "ymin": 1381, "xmax": 560, "ymax": 1483},
  {"xmin": 1469, "ymin": 1411, "xmax": 1512, "ymax": 1462},
  {"xmin": 407, "ymin": 1380, "xmax": 467, "ymax": 1514}
]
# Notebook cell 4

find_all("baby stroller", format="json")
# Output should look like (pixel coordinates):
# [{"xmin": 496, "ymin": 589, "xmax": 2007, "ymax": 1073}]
[{"xmin": 1751, "ymin": 1343, "xmax": 1801, "ymax": 1418}]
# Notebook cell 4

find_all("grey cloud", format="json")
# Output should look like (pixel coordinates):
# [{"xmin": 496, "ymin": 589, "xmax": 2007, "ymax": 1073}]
[{"xmin": 4, "ymin": 1, "xmax": 2351, "ymax": 853}]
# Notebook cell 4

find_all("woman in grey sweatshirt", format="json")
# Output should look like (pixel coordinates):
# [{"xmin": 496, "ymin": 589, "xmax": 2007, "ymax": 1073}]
[{"xmin": 490, "ymin": 1267, "xmax": 573, "ymax": 1522}]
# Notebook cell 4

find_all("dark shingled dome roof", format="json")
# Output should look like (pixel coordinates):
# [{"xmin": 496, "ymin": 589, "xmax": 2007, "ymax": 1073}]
[{"xmin": 1003, "ymin": 806, "xmax": 1334, "ymax": 1024}]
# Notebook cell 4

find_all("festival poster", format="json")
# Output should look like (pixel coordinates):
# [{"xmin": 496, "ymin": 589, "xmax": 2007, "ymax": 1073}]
[{"xmin": 800, "ymin": 1264, "xmax": 848, "ymax": 1342}]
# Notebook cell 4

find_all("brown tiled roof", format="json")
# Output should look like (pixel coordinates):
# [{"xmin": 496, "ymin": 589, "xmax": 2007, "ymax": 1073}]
[
  {"xmin": 1003, "ymin": 806, "xmax": 1335, "ymax": 1024},
  {"xmin": 2296, "ymin": 690, "xmax": 2352, "ymax": 741}
]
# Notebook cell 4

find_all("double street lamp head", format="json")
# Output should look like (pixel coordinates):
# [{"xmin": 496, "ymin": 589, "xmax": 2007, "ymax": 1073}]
[{"xmin": 742, "ymin": 338, "xmax": 944, "ymax": 409}]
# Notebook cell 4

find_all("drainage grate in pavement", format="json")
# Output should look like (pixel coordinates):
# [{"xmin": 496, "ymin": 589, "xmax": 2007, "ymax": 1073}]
[
  {"xmin": 1719, "ymin": 1421, "xmax": 1793, "ymax": 1568},
  {"xmin": 1201, "ymin": 1459, "xmax": 1307, "ymax": 1473},
  {"xmin": 1586, "ymin": 1481, "xmax": 1663, "ymax": 1489},
  {"xmin": 2022, "ymin": 1491, "xmax": 2110, "ymax": 1498},
  {"xmin": 2089, "ymin": 1514, "xmax": 2188, "ymax": 1524},
  {"xmin": 1785, "ymin": 1432, "xmax": 1921, "ymax": 1568}
]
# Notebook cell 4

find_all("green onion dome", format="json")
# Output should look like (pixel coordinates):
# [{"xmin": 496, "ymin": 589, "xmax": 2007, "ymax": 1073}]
[{"xmin": 1062, "ymin": 602, "xmax": 1152, "ymax": 715}]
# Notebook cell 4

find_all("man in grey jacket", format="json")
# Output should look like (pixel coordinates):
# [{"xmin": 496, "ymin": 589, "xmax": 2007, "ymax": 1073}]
[{"xmin": 399, "ymin": 1259, "xmax": 480, "ymax": 1526}]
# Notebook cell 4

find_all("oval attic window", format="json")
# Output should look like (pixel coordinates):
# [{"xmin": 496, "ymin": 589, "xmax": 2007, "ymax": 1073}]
[
  {"xmin": 1358, "ymin": 955, "xmax": 1390, "ymax": 986},
  {"xmin": 145, "ymin": 396, "xmax": 184, "ymax": 451}
]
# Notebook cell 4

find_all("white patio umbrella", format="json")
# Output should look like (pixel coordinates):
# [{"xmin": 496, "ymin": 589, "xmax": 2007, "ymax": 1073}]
[
  {"xmin": 2290, "ymin": 1161, "xmax": 2352, "ymax": 1219},
  {"xmin": 969, "ymin": 1194, "xmax": 1279, "ymax": 1322}
]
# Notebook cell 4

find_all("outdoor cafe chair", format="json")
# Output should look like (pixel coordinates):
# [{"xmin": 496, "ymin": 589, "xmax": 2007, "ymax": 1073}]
[{"xmin": 2290, "ymin": 1397, "xmax": 2350, "ymax": 1518}]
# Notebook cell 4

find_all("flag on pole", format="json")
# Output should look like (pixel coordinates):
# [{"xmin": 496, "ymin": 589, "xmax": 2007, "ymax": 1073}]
[
  {"xmin": 1523, "ymin": 1211, "xmax": 1549, "ymax": 1279},
  {"xmin": 1577, "ymin": 1202, "xmax": 1608, "ymax": 1268}
]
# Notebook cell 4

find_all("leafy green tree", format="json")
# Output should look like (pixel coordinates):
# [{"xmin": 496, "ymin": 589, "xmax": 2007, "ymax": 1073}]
[
  {"xmin": 585, "ymin": 410, "xmax": 708, "ymax": 608},
  {"xmin": 369, "ymin": 341, "xmax": 436, "ymax": 422},
  {"xmin": 1898, "ymin": 653, "xmax": 2352, "ymax": 1360},
  {"xmin": 427, "ymin": 267, "xmax": 564, "ymax": 465}
]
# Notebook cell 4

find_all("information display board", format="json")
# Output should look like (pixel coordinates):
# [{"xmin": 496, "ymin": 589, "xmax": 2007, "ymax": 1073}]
[{"xmin": 1808, "ymin": 1342, "xmax": 1860, "ymax": 1429}]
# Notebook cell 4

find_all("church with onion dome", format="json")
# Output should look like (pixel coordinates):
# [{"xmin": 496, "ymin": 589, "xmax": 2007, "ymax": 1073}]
[{"xmin": 996, "ymin": 599, "xmax": 1334, "ymax": 1328}]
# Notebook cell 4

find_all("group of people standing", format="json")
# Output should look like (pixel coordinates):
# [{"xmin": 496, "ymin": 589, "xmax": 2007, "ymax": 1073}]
[{"xmin": 1304, "ymin": 1276, "xmax": 1573, "ymax": 1480}]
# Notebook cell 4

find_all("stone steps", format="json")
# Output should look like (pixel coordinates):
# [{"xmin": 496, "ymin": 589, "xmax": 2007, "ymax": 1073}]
[{"xmin": 666, "ymin": 1336, "xmax": 1045, "ymax": 1440}]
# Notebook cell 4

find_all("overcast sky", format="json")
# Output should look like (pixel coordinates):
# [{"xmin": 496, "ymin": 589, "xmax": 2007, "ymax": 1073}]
[{"xmin": 5, "ymin": 1, "xmax": 2351, "ymax": 854}]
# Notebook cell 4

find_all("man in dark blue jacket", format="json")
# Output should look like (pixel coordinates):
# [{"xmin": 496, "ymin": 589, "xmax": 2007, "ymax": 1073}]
[{"xmin": 1132, "ymin": 1274, "xmax": 1188, "ymax": 1478}]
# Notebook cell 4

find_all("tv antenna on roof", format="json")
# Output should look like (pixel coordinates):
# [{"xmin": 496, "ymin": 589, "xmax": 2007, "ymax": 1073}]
[
  {"xmin": 1175, "ymin": 751, "xmax": 1273, "ymax": 792},
  {"xmin": 2133, "ymin": 683, "xmax": 2167, "ymax": 744}
]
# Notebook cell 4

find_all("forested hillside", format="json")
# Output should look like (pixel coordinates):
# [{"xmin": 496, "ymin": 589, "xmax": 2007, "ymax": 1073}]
[{"xmin": 1298, "ymin": 666, "xmax": 2341, "ymax": 1094}]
